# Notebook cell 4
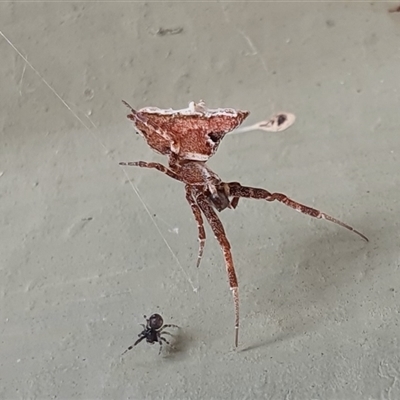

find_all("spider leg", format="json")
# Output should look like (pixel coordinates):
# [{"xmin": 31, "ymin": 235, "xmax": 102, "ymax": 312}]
[
  {"xmin": 160, "ymin": 336, "xmax": 170, "ymax": 345},
  {"xmin": 159, "ymin": 325, "xmax": 179, "ymax": 339},
  {"xmin": 161, "ymin": 324, "xmax": 179, "ymax": 329},
  {"xmin": 195, "ymin": 192, "xmax": 240, "ymax": 347},
  {"xmin": 185, "ymin": 185, "xmax": 206, "ymax": 268},
  {"xmin": 158, "ymin": 336, "xmax": 170, "ymax": 355},
  {"xmin": 133, "ymin": 335, "xmax": 146, "ymax": 346},
  {"xmin": 119, "ymin": 161, "xmax": 181, "ymax": 182},
  {"xmin": 212, "ymin": 184, "xmax": 239, "ymax": 211},
  {"xmin": 225, "ymin": 182, "xmax": 368, "ymax": 242},
  {"xmin": 121, "ymin": 335, "xmax": 146, "ymax": 355},
  {"xmin": 230, "ymin": 197, "xmax": 240, "ymax": 209}
]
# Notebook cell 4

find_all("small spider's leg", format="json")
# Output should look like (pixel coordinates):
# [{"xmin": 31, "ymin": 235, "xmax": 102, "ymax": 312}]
[
  {"xmin": 161, "ymin": 324, "xmax": 179, "ymax": 329},
  {"xmin": 119, "ymin": 161, "xmax": 182, "ymax": 182},
  {"xmin": 226, "ymin": 182, "xmax": 369, "ymax": 242},
  {"xmin": 121, "ymin": 335, "xmax": 146, "ymax": 355},
  {"xmin": 121, "ymin": 346, "xmax": 134, "ymax": 356},
  {"xmin": 158, "ymin": 336, "xmax": 171, "ymax": 355},
  {"xmin": 196, "ymin": 193, "xmax": 240, "ymax": 347},
  {"xmin": 160, "ymin": 336, "xmax": 170, "ymax": 345},
  {"xmin": 185, "ymin": 185, "xmax": 206, "ymax": 268},
  {"xmin": 159, "ymin": 325, "xmax": 178, "ymax": 339},
  {"xmin": 133, "ymin": 335, "xmax": 146, "ymax": 346}
]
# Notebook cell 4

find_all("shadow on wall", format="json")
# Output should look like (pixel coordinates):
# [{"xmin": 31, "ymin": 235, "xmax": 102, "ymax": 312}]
[{"xmin": 240, "ymin": 209, "xmax": 395, "ymax": 352}]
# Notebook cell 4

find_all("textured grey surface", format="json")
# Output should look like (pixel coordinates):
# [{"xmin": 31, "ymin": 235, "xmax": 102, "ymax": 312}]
[{"xmin": 1, "ymin": 2, "xmax": 400, "ymax": 399}]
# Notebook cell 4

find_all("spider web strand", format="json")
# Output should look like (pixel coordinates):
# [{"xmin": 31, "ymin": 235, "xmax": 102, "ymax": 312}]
[{"xmin": 0, "ymin": 29, "xmax": 198, "ymax": 293}]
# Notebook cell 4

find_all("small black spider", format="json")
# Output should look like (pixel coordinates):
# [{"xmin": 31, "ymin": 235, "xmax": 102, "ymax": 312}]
[{"xmin": 122, "ymin": 313, "xmax": 178, "ymax": 355}]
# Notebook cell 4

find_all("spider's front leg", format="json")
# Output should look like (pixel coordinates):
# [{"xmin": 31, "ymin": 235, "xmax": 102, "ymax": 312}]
[
  {"xmin": 185, "ymin": 186, "xmax": 207, "ymax": 268},
  {"xmin": 225, "ymin": 182, "xmax": 368, "ymax": 241},
  {"xmin": 195, "ymin": 192, "xmax": 240, "ymax": 347},
  {"xmin": 121, "ymin": 335, "xmax": 146, "ymax": 355},
  {"xmin": 119, "ymin": 161, "xmax": 181, "ymax": 182}
]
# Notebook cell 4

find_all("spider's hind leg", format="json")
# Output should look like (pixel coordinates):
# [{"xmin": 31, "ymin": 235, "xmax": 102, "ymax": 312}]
[
  {"xmin": 225, "ymin": 182, "xmax": 368, "ymax": 241},
  {"xmin": 185, "ymin": 186, "xmax": 207, "ymax": 268},
  {"xmin": 158, "ymin": 336, "xmax": 170, "ymax": 355},
  {"xmin": 195, "ymin": 192, "xmax": 240, "ymax": 348}
]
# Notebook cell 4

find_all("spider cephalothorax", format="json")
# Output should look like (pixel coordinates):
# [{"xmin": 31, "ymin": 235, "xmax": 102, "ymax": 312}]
[{"xmin": 120, "ymin": 100, "xmax": 368, "ymax": 347}]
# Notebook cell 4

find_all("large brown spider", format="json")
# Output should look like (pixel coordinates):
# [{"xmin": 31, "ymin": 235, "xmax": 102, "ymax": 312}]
[{"xmin": 120, "ymin": 100, "xmax": 368, "ymax": 347}]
